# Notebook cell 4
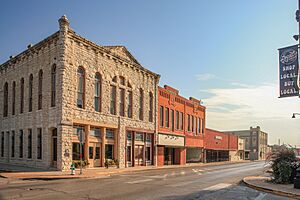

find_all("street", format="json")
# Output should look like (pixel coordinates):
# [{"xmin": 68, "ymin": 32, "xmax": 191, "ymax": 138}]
[{"xmin": 0, "ymin": 161, "xmax": 293, "ymax": 200}]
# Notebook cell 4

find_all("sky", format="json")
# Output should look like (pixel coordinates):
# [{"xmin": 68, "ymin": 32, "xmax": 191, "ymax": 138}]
[{"xmin": 0, "ymin": 1, "xmax": 299, "ymax": 146}]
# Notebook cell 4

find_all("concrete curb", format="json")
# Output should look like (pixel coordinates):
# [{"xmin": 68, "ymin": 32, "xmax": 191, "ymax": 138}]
[{"xmin": 243, "ymin": 176, "xmax": 300, "ymax": 199}]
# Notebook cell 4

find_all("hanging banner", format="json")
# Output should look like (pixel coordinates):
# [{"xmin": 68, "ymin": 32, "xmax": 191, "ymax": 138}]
[{"xmin": 278, "ymin": 44, "xmax": 299, "ymax": 98}]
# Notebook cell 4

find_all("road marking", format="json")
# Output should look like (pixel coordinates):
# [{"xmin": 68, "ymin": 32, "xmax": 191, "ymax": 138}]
[
  {"xmin": 126, "ymin": 179, "xmax": 153, "ymax": 184},
  {"xmin": 202, "ymin": 183, "xmax": 232, "ymax": 191},
  {"xmin": 255, "ymin": 193, "xmax": 267, "ymax": 200}
]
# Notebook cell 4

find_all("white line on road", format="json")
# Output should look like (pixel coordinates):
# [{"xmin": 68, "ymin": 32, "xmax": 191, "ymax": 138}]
[
  {"xmin": 255, "ymin": 193, "xmax": 267, "ymax": 200},
  {"xmin": 126, "ymin": 179, "xmax": 153, "ymax": 184},
  {"xmin": 202, "ymin": 183, "xmax": 232, "ymax": 191}
]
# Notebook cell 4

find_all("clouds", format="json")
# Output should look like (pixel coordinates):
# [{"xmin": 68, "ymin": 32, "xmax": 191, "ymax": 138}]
[
  {"xmin": 195, "ymin": 73, "xmax": 217, "ymax": 81},
  {"xmin": 201, "ymin": 83, "xmax": 300, "ymax": 145}
]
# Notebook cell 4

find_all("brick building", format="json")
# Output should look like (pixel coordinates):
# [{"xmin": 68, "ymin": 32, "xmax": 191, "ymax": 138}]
[
  {"xmin": 0, "ymin": 16, "xmax": 160, "ymax": 170},
  {"xmin": 204, "ymin": 128, "xmax": 239, "ymax": 163},
  {"xmin": 157, "ymin": 85, "xmax": 205, "ymax": 166},
  {"xmin": 226, "ymin": 126, "xmax": 268, "ymax": 160}
]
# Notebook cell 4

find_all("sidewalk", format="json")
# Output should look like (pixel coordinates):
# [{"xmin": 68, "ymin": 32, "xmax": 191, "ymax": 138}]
[
  {"xmin": 243, "ymin": 176, "xmax": 300, "ymax": 199},
  {"xmin": 0, "ymin": 160, "xmax": 251, "ymax": 180}
]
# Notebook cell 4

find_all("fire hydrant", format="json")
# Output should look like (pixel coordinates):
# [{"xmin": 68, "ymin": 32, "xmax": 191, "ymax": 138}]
[{"xmin": 70, "ymin": 164, "xmax": 75, "ymax": 175}]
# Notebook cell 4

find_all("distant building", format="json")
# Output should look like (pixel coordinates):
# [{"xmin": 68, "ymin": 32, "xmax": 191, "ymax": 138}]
[{"xmin": 225, "ymin": 126, "xmax": 268, "ymax": 160}]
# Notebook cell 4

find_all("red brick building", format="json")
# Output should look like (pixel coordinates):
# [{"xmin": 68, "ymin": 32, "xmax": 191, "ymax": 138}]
[
  {"xmin": 157, "ymin": 85, "xmax": 205, "ymax": 166},
  {"xmin": 204, "ymin": 128, "xmax": 238, "ymax": 162}
]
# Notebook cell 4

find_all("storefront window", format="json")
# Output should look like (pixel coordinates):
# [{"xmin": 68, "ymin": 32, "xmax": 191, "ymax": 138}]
[
  {"xmin": 106, "ymin": 129, "xmax": 114, "ymax": 139},
  {"xmin": 105, "ymin": 144, "xmax": 114, "ymax": 159},
  {"xmin": 90, "ymin": 128, "xmax": 101, "ymax": 137},
  {"xmin": 72, "ymin": 142, "xmax": 85, "ymax": 160},
  {"xmin": 127, "ymin": 131, "xmax": 132, "ymax": 140},
  {"xmin": 146, "ymin": 134, "xmax": 152, "ymax": 142},
  {"xmin": 89, "ymin": 146, "xmax": 93, "ymax": 159},
  {"xmin": 135, "ymin": 132, "xmax": 144, "ymax": 141},
  {"xmin": 127, "ymin": 146, "xmax": 132, "ymax": 162}
]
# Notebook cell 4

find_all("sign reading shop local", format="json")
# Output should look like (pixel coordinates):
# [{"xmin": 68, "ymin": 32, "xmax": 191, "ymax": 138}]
[
  {"xmin": 278, "ymin": 45, "xmax": 299, "ymax": 98},
  {"xmin": 157, "ymin": 133, "xmax": 185, "ymax": 147}
]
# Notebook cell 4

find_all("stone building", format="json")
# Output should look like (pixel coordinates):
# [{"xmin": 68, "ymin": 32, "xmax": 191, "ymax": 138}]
[
  {"xmin": 157, "ymin": 85, "xmax": 205, "ymax": 166},
  {"xmin": 0, "ymin": 16, "xmax": 160, "ymax": 170},
  {"xmin": 225, "ymin": 126, "xmax": 268, "ymax": 160}
]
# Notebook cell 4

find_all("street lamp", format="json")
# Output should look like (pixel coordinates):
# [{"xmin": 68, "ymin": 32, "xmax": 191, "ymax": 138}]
[{"xmin": 292, "ymin": 113, "xmax": 300, "ymax": 118}]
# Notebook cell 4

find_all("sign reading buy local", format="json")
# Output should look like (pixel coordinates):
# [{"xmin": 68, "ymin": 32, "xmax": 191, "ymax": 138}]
[{"xmin": 279, "ymin": 44, "xmax": 299, "ymax": 98}]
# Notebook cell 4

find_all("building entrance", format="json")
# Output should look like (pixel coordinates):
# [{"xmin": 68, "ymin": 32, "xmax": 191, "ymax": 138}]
[{"xmin": 164, "ymin": 147, "xmax": 175, "ymax": 165}]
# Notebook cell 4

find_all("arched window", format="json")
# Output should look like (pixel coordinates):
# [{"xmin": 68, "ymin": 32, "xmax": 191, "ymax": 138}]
[
  {"xmin": 77, "ymin": 67, "xmax": 85, "ymax": 108},
  {"xmin": 94, "ymin": 73, "xmax": 102, "ymax": 112},
  {"xmin": 51, "ymin": 65, "xmax": 56, "ymax": 107},
  {"xmin": 139, "ymin": 88, "xmax": 144, "ymax": 120},
  {"xmin": 38, "ymin": 70, "xmax": 43, "ymax": 110},
  {"xmin": 28, "ymin": 74, "xmax": 33, "ymax": 112},
  {"xmin": 110, "ymin": 84, "xmax": 116, "ymax": 115},
  {"xmin": 12, "ymin": 81, "xmax": 16, "ymax": 115},
  {"xmin": 3, "ymin": 82, "xmax": 8, "ymax": 117},
  {"xmin": 20, "ymin": 78, "xmax": 24, "ymax": 113},
  {"xmin": 149, "ymin": 92, "xmax": 153, "ymax": 122}
]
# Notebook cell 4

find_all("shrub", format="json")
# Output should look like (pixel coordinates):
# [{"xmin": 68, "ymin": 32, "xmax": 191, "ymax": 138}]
[
  {"xmin": 266, "ymin": 145, "xmax": 298, "ymax": 184},
  {"xmin": 73, "ymin": 160, "xmax": 89, "ymax": 168},
  {"xmin": 104, "ymin": 159, "xmax": 119, "ymax": 168}
]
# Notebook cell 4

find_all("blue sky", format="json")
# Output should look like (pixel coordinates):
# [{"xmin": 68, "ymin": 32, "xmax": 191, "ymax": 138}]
[{"xmin": 0, "ymin": 1, "xmax": 299, "ymax": 145}]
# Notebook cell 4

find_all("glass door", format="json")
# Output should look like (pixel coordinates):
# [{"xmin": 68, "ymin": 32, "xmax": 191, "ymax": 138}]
[{"xmin": 134, "ymin": 145, "xmax": 144, "ymax": 166}]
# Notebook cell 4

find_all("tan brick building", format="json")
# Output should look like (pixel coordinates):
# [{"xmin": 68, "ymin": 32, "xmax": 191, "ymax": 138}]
[{"xmin": 0, "ymin": 16, "xmax": 160, "ymax": 170}]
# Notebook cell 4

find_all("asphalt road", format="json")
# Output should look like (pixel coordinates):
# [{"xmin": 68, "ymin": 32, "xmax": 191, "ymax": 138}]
[{"xmin": 0, "ymin": 161, "xmax": 294, "ymax": 200}]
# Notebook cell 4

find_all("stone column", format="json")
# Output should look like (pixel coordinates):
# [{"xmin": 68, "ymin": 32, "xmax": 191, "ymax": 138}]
[{"xmin": 101, "ymin": 127, "xmax": 106, "ymax": 167}]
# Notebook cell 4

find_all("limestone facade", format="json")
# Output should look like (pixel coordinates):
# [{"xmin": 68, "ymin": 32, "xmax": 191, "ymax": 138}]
[{"xmin": 0, "ymin": 16, "xmax": 160, "ymax": 170}]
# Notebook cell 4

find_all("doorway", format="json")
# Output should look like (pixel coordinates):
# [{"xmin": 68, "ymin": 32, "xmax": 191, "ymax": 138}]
[
  {"xmin": 164, "ymin": 147, "xmax": 175, "ymax": 165},
  {"xmin": 89, "ymin": 143, "xmax": 101, "ymax": 167},
  {"xmin": 134, "ymin": 145, "xmax": 144, "ymax": 166}
]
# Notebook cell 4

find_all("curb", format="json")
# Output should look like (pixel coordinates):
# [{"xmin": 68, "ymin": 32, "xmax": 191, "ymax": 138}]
[{"xmin": 242, "ymin": 177, "xmax": 300, "ymax": 199}]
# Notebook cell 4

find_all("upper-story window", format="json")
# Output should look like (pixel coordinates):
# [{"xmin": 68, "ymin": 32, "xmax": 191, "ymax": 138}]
[
  {"xmin": 160, "ymin": 106, "xmax": 164, "ymax": 127},
  {"xmin": 176, "ymin": 111, "xmax": 179, "ymax": 130},
  {"xmin": 139, "ymin": 88, "xmax": 144, "ymax": 120},
  {"xmin": 51, "ymin": 64, "xmax": 56, "ymax": 107},
  {"xmin": 180, "ymin": 112, "xmax": 184, "ymax": 130},
  {"xmin": 20, "ymin": 78, "xmax": 24, "ymax": 113},
  {"xmin": 3, "ymin": 82, "xmax": 8, "ymax": 117},
  {"xmin": 77, "ymin": 67, "xmax": 85, "ymax": 109},
  {"xmin": 165, "ymin": 107, "xmax": 169, "ymax": 128},
  {"xmin": 187, "ymin": 114, "xmax": 191, "ymax": 131},
  {"xmin": 110, "ymin": 85, "xmax": 116, "ymax": 115},
  {"xmin": 149, "ymin": 92, "xmax": 153, "ymax": 122},
  {"xmin": 38, "ymin": 70, "xmax": 43, "ymax": 110},
  {"xmin": 28, "ymin": 74, "xmax": 33, "ymax": 112},
  {"xmin": 94, "ymin": 73, "xmax": 102, "ymax": 112},
  {"xmin": 119, "ymin": 88, "xmax": 125, "ymax": 116},
  {"xmin": 191, "ymin": 116, "xmax": 194, "ymax": 132},
  {"xmin": 128, "ymin": 90, "xmax": 133, "ymax": 118},
  {"xmin": 171, "ymin": 109, "xmax": 174, "ymax": 131},
  {"xmin": 120, "ymin": 76, "xmax": 125, "ymax": 86},
  {"xmin": 12, "ymin": 81, "xmax": 16, "ymax": 115}
]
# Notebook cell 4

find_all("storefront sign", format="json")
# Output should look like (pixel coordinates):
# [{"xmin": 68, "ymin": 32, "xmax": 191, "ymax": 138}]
[
  {"xmin": 215, "ymin": 136, "xmax": 222, "ymax": 140},
  {"xmin": 278, "ymin": 45, "xmax": 299, "ymax": 98},
  {"xmin": 157, "ymin": 133, "xmax": 184, "ymax": 147}
]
